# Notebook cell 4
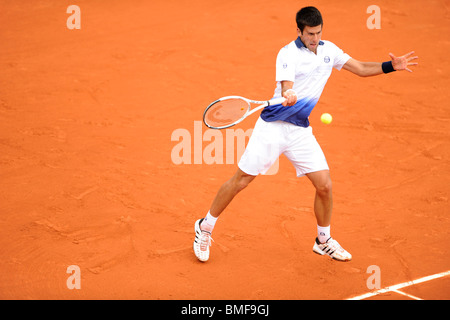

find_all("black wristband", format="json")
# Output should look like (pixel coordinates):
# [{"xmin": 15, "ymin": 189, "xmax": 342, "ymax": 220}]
[{"xmin": 382, "ymin": 61, "xmax": 395, "ymax": 73}]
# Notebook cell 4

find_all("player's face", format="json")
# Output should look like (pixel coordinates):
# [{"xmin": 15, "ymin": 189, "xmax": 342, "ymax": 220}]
[{"xmin": 298, "ymin": 25, "xmax": 322, "ymax": 53}]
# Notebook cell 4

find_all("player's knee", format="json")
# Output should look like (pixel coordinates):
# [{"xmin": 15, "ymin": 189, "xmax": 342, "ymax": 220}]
[
  {"xmin": 234, "ymin": 177, "xmax": 251, "ymax": 192},
  {"xmin": 315, "ymin": 180, "xmax": 332, "ymax": 196},
  {"xmin": 231, "ymin": 173, "xmax": 254, "ymax": 193}
]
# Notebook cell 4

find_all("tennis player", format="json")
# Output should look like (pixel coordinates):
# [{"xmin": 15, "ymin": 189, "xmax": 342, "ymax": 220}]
[{"xmin": 194, "ymin": 6, "xmax": 418, "ymax": 262}]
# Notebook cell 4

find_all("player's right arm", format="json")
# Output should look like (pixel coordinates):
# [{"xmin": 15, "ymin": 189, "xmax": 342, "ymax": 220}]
[
  {"xmin": 281, "ymin": 81, "xmax": 297, "ymax": 107},
  {"xmin": 276, "ymin": 45, "xmax": 297, "ymax": 107}
]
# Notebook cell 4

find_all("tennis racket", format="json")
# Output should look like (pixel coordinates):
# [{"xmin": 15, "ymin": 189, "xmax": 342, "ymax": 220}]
[{"xmin": 203, "ymin": 96, "xmax": 286, "ymax": 129}]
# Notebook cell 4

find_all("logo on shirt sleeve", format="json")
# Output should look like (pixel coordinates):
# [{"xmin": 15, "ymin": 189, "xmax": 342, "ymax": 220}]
[{"xmin": 283, "ymin": 63, "xmax": 288, "ymax": 69}]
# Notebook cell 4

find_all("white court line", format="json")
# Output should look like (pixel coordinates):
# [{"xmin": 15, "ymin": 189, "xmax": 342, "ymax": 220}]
[
  {"xmin": 347, "ymin": 270, "xmax": 450, "ymax": 300},
  {"xmin": 391, "ymin": 289, "xmax": 423, "ymax": 300}
]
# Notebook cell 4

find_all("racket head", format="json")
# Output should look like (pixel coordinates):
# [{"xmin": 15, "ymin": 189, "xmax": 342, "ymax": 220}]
[{"xmin": 203, "ymin": 96, "xmax": 250, "ymax": 129}]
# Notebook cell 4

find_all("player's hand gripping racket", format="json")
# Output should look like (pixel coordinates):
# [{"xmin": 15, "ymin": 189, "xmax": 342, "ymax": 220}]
[{"xmin": 203, "ymin": 96, "xmax": 286, "ymax": 129}]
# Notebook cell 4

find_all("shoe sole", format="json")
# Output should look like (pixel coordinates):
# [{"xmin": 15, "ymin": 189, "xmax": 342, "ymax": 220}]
[{"xmin": 193, "ymin": 219, "xmax": 209, "ymax": 262}]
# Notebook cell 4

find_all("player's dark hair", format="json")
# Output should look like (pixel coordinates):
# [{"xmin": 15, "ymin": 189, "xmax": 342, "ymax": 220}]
[{"xmin": 296, "ymin": 6, "xmax": 323, "ymax": 32}]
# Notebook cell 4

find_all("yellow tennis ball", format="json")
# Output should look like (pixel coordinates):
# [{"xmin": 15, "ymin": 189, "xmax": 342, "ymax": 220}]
[{"xmin": 321, "ymin": 113, "xmax": 332, "ymax": 124}]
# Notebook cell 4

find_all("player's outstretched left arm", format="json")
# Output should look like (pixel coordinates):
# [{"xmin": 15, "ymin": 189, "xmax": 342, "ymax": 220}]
[{"xmin": 342, "ymin": 51, "xmax": 418, "ymax": 77}]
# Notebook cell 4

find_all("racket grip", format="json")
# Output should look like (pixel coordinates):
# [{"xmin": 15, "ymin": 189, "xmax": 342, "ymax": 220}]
[{"xmin": 268, "ymin": 97, "xmax": 286, "ymax": 106}]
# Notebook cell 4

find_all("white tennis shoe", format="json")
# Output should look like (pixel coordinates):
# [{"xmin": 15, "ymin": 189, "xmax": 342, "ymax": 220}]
[
  {"xmin": 193, "ymin": 219, "xmax": 213, "ymax": 262},
  {"xmin": 313, "ymin": 237, "xmax": 352, "ymax": 261}
]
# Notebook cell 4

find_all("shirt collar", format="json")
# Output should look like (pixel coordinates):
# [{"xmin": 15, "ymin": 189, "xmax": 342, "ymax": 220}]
[{"xmin": 295, "ymin": 37, "xmax": 324, "ymax": 49}]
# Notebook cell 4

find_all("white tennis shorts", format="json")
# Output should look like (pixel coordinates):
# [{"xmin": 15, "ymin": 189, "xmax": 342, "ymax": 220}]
[{"xmin": 238, "ymin": 117, "xmax": 329, "ymax": 177}]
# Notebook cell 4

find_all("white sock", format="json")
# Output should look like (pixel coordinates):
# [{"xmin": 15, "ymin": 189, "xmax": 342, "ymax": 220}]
[
  {"xmin": 317, "ymin": 225, "xmax": 330, "ymax": 243},
  {"xmin": 201, "ymin": 211, "xmax": 217, "ymax": 232}
]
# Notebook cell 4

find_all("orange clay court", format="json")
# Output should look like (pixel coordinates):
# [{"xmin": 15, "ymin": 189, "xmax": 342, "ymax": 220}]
[{"xmin": 0, "ymin": 0, "xmax": 449, "ymax": 300}]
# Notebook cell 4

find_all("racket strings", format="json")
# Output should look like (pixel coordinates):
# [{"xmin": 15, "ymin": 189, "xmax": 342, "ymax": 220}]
[{"xmin": 204, "ymin": 99, "xmax": 249, "ymax": 128}]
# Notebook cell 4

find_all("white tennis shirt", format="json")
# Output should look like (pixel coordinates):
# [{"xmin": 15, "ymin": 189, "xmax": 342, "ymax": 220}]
[{"xmin": 260, "ymin": 37, "xmax": 351, "ymax": 127}]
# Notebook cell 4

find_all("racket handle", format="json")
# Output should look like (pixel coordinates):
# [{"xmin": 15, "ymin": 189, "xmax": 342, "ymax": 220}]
[{"xmin": 268, "ymin": 97, "xmax": 286, "ymax": 106}]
